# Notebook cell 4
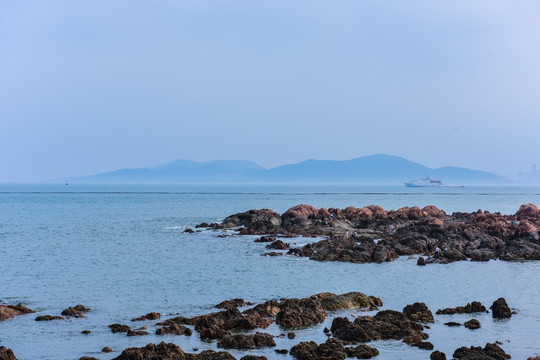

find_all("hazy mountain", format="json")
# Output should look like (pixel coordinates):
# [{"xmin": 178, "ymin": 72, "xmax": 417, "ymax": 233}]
[{"xmin": 66, "ymin": 154, "xmax": 508, "ymax": 184}]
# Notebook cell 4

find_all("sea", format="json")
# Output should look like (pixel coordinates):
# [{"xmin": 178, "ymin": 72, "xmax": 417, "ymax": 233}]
[{"xmin": 1, "ymin": 184, "xmax": 540, "ymax": 360}]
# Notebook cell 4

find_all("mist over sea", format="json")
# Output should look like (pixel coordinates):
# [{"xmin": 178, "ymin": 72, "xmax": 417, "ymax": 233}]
[{"xmin": 1, "ymin": 184, "xmax": 540, "ymax": 359}]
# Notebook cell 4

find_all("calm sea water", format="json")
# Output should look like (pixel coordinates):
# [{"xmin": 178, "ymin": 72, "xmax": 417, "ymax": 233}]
[{"xmin": 1, "ymin": 184, "xmax": 540, "ymax": 360}]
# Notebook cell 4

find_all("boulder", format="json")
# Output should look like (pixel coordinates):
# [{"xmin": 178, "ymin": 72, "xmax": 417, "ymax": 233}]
[
  {"xmin": 319, "ymin": 292, "xmax": 382, "ymax": 311},
  {"xmin": 109, "ymin": 324, "xmax": 132, "ymax": 333},
  {"xmin": 453, "ymin": 342, "xmax": 511, "ymax": 359},
  {"xmin": 290, "ymin": 338, "xmax": 347, "ymax": 360},
  {"xmin": 265, "ymin": 240, "xmax": 289, "ymax": 250},
  {"xmin": 102, "ymin": 347, "xmax": 113, "ymax": 353},
  {"xmin": 35, "ymin": 315, "xmax": 64, "ymax": 321},
  {"xmin": 156, "ymin": 323, "xmax": 192, "ymax": 336},
  {"xmin": 417, "ymin": 256, "xmax": 426, "ymax": 266},
  {"xmin": 0, "ymin": 347, "xmax": 17, "ymax": 360},
  {"xmin": 275, "ymin": 298, "xmax": 327, "ymax": 328},
  {"xmin": 61, "ymin": 304, "xmax": 90, "ymax": 318},
  {"xmin": 430, "ymin": 350, "xmax": 447, "ymax": 360},
  {"xmin": 217, "ymin": 332, "xmax": 275, "ymax": 349},
  {"xmin": 132, "ymin": 312, "xmax": 161, "ymax": 321},
  {"xmin": 345, "ymin": 344, "xmax": 379, "ymax": 359},
  {"xmin": 402, "ymin": 302, "xmax": 434, "ymax": 323},
  {"xmin": 111, "ymin": 342, "xmax": 187, "ymax": 360},
  {"xmin": 0, "ymin": 304, "xmax": 35, "ymax": 321},
  {"xmin": 444, "ymin": 322, "xmax": 461, "ymax": 327},
  {"xmin": 464, "ymin": 319, "xmax": 481, "ymax": 330},
  {"xmin": 436, "ymin": 301, "xmax": 487, "ymax": 314},
  {"xmin": 491, "ymin": 298, "xmax": 512, "ymax": 319},
  {"xmin": 240, "ymin": 356, "xmax": 267, "ymax": 360}
]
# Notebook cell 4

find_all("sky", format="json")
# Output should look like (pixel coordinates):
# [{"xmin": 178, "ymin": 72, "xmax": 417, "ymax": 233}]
[{"xmin": 1, "ymin": 1, "xmax": 540, "ymax": 182}]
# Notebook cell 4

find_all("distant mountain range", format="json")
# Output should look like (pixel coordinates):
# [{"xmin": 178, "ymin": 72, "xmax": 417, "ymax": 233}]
[{"xmin": 64, "ymin": 154, "xmax": 508, "ymax": 185}]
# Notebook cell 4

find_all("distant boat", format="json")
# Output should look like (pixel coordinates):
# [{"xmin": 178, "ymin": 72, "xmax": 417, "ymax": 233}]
[{"xmin": 404, "ymin": 175, "xmax": 443, "ymax": 187}]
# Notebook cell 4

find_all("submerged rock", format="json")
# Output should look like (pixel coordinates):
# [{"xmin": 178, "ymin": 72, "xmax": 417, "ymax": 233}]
[
  {"xmin": 35, "ymin": 315, "xmax": 64, "ymax": 321},
  {"xmin": 217, "ymin": 332, "xmax": 275, "ymax": 349},
  {"xmin": 61, "ymin": 304, "xmax": 90, "ymax": 318},
  {"xmin": 464, "ymin": 319, "xmax": 481, "ymax": 330},
  {"xmin": 436, "ymin": 301, "xmax": 487, "ymax": 314}
]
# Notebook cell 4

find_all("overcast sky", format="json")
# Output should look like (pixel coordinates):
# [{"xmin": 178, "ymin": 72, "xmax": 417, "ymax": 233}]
[{"xmin": 1, "ymin": 1, "xmax": 539, "ymax": 182}]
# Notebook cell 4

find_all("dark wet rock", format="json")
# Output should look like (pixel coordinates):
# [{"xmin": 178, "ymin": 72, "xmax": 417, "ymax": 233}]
[
  {"xmin": 35, "ymin": 315, "xmax": 64, "ymax": 321},
  {"xmin": 330, "ymin": 310, "xmax": 424, "ymax": 343},
  {"xmin": 318, "ymin": 292, "xmax": 382, "ymax": 311},
  {"xmin": 464, "ymin": 319, "xmax": 481, "ymax": 329},
  {"xmin": 80, "ymin": 357, "xmax": 99, "ymax": 360},
  {"xmin": 275, "ymin": 349, "xmax": 288, "ymax": 354},
  {"xmin": 430, "ymin": 350, "xmax": 447, "ymax": 360},
  {"xmin": 156, "ymin": 323, "xmax": 192, "ymax": 336},
  {"xmin": 403, "ymin": 332, "xmax": 429, "ymax": 345},
  {"xmin": 444, "ymin": 322, "xmax": 461, "ymax": 327},
  {"xmin": 132, "ymin": 312, "xmax": 160, "ymax": 321},
  {"xmin": 244, "ymin": 300, "xmax": 281, "ymax": 318},
  {"xmin": 417, "ymin": 256, "xmax": 426, "ymax": 265},
  {"xmin": 61, "ymin": 304, "xmax": 90, "ymax": 318},
  {"xmin": 240, "ymin": 356, "xmax": 267, "ymax": 360},
  {"xmin": 491, "ymin": 298, "xmax": 512, "ymax": 319},
  {"xmin": 453, "ymin": 342, "xmax": 511, "ymax": 359},
  {"xmin": 262, "ymin": 252, "xmax": 283, "ymax": 256},
  {"xmin": 109, "ymin": 324, "xmax": 132, "ymax": 333},
  {"xmin": 196, "ymin": 350, "xmax": 236, "ymax": 360},
  {"xmin": 402, "ymin": 302, "xmax": 434, "ymax": 323},
  {"xmin": 127, "ymin": 329, "xmax": 149, "ymax": 336},
  {"xmin": 81, "ymin": 330, "xmax": 91, "ymax": 334},
  {"xmin": 102, "ymin": 347, "xmax": 113, "ymax": 353},
  {"xmin": 0, "ymin": 303, "xmax": 35, "ymax": 321},
  {"xmin": 287, "ymin": 331, "xmax": 296, "ymax": 339},
  {"xmin": 216, "ymin": 299, "xmax": 246, "ymax": 309},
  {"xmin": 206, "ymin": 209, "xmax": 282, "ymax": 235},
  {"xmin": 266, "ymin": 240, "xmax": 290, "ymax": 250},
  {"xmin": 436, "ymin": 301, "xmax": 487, "ymax": 314},
  {"xmin": 184, "ymin": 228, "xmax": 195, "ymax": 233},
  {"xmin": 527, "ymin": 356, "xmax": 540, "ymax": 360},
  {"xmin": 275, "ymin": 298, "xmax": 327, "ymax": 329},
  {"xmin": 217, "ymin": 332, "xmax": 275, "ymax": 349},
  {"xmin": 345, "ymin": 344, "xmax": 379, "ymax": 359},
  {"xmin": 290, "ymin": 338, "xmax": 347, "ymax": 360},
  {"xmin": 415, "ymin": 342, "xmax": 434, "ymax": 350},
  {"xmin": 0, "ymin": 347, "xmax": 17, "ymax": 360},
  {"xmin": 192, "ymin": 307, "xmax": 271, "ymax": 340},
  {"xmin": 111, "ymin": 342, "xmax": 187, "ymax": 360},
  {"xmin": 254, "ymin": 236, "xmax": 276, "ymax": 243}
]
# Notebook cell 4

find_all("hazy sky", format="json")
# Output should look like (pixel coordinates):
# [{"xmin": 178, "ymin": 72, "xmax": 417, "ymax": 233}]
[{"xmin": 1, "ymin": 1, "xmax": 540, "ymax": 182}]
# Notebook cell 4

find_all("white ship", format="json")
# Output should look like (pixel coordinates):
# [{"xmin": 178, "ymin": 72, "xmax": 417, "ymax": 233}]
[{"xmin": 404, "ymin": 175, "xmax": 443, "ymax": 187}]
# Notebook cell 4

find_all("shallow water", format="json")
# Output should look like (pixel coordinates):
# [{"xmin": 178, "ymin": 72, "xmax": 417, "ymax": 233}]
[{"xmin": 1, "ymin": 184, "xmax": 540, "ymax": 359}]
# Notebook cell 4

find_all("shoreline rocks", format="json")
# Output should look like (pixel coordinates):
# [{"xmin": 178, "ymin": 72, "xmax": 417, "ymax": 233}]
[
  {"xmin": 201, "ymin": 203, "xmax": 540, "ymax": 264},
  {"xmin": 0, "ymin": 304, "xmax": 35, "ymax": 321}
]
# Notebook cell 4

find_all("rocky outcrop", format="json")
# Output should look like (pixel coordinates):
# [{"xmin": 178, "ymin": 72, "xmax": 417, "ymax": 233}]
[
  {"xmin": 318, "ymin": 292, "xmax": 382, "ymax": 311},
  {"xmin": 430, "ymin": 350, "xmax": 447, "ymax": 360},
  {"xmin": 436, "ymin": 301, "xmax": 487, "ymax": 314},
  {"xmin": 109, "ymin": 324, "xmax": 132, "ymax": 333},
  {"xmin": 464, "ymin": 319, "xmax": 481, "ymax": 329},
  {"xmin": 132, "ymin": 312, "xmax": 160, "ymax": 321},
  {"xmin": 290, "ymin": 338, "xmax": 378, "ymax": 360},
  {"xmin": 0, "ymin": 304, "xmax": 35, "ymax": 321},
  {"xmin": 216, "ymin": 299, "xmax": 247, "ymax": 309},
  {"xmin": 0, "ymin": 347, "xmax": 17, "ymax": 360},
  {"xmin": 265, "ymin": 240, "xmax": 289, "ymax": 250},
  {"xmin": 491, "ymin": 298, "xmax": 512, "ymax": 319},
  {"xmin": 330, "ymin": 310, "xmax": 424, "ymax": 343},
  {"xmin": 452, "ymin": 342, "xmax": 511, "ymax": 359},
  {"xmin": 61, "ymin": 304, "xmax": 90, "ymax": 318},
  {"xmin": 35, "ymin": 315, "xmax": 64, "ymax": 321},
  {"xmin": 275, "ymin": 298, "xmax": 327, "ymax": 328},
  {"xmin": 191, "ymin": 308, "xmax": 271, "ymax": 340},
  {"xmin": 205, "ymin": 203, "xmax": 540, "ymax": 263},
  {"xmin": 402, "ymin": 302, "xmax": 434, "ymax": 323},
  {"xmin": 217, "ymin": 332, "xmax": 275, "ymax": 349}
]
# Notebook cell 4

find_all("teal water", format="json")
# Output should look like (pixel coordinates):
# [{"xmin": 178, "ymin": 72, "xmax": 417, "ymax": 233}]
[{"xmin": 1, "ymin": 184, "xmax": 540, "ymax": 359}]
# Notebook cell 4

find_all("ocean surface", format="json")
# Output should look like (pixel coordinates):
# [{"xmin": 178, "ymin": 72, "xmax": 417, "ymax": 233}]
[{"xmin": 1, "ymin": 184, "xmax": 540, "ymax": 360}]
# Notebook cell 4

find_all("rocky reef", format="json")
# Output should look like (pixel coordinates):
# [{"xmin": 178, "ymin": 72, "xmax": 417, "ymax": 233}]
[{"xmin": 201, "ymin": 203, "xmax": 540, "ymax": 264}]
